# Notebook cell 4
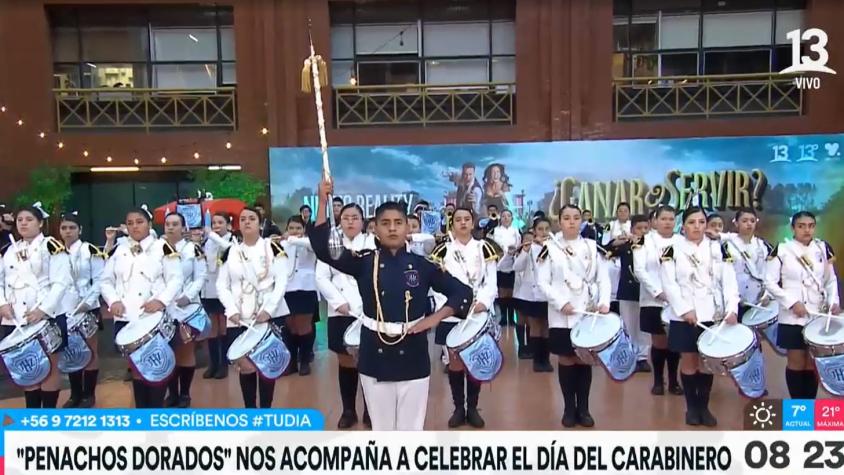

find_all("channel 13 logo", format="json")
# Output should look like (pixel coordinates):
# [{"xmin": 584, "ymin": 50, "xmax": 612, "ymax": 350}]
[{"xmin": 779, "ymin": 28, "xmax": 837, "ymax": 90}]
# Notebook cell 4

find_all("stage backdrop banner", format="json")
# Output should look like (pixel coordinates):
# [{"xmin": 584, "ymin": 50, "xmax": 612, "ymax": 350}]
[{"xmin": 269, "ymin": 133, "xmax": 844, "ymax": 250}]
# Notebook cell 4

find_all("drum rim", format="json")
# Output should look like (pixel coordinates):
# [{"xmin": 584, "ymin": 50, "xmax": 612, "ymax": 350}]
[
  {"xmin": 227, "ymin": 323, "xmax": 271, "ymax": 360},
  {"xmin": 803, "ymin": 318, "xmax": 844, "ymax": 343},
  {"xmin": 446, "ymin": 316, "xmax": 492, "ymax": 350},
  {"xmin": 115, "ymin": 314, "xmax": 172, "ymax": 352},
  {"xmin": 697, "ymin": 325, "xmax": 757, "ymax": 359},
  {"xmin": 570, "ymin": 314, "xmax": 623, "ymax": 350},
  {"xmin": 0, "ymin": 320, "xmax": 52, "ymax": 353}
]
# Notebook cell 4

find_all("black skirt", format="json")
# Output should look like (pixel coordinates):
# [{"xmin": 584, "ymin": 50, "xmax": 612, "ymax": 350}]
[
  {"xmin": 112, "ymin": 320, "xmax": 129, "ymax": 354},
  {"xmin": 435, "ymin": 321, "xmax": 459, "ymax": 346},
  {"xmin": 327, "ymin": 316, "xmax": 356, "ymax": 354},
  {"xmin": 201, "ymin": 298, "xmax": 225, "ymax": 315},
  {"xmin": 668, "ymin": 320, "xmax": 713, "ymax": 353},
  {"xmin": 497, "ymin": 271, "xmax": 515, "ymax": 290},
  {"xmin": 777, "ymin": 323, "xmax": 807, "ymax": 350},
  {"xmin": 284, "ymin": 290, "xmax": 318, "ymax": 316},
  {"xmin": 548, "ymin": 328, "xmax": 576, "ymax": 356},
  {"xmin": 516, "ymin": 299, "xmax": 548, "ymax": 319},
  {"xmin": 610, "ymin": 301, "xmax": 620, "ymax": 314},
  {"xmin": 639, "ymin": 306, "xmax": 666, "ymax": 335}
]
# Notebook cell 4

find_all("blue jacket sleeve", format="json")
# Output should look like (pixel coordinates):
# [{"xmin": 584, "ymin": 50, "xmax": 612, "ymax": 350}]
[{"xmin": 309, "ymin": 222, "xmax": 364, "ymax": 277}]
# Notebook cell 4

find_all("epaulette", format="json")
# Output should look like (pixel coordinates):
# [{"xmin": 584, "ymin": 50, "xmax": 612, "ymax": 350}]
[
  {"xmin": 428, "ymin": 241, "xmax": 448, "ymax": 264},
  {"xmin": 219, "ymin": 247, "xmax": 231, "ymax": 264},
  {"xmin": 766, "ymin": 243, "xmax": 779, "ymax": 261},
  {"xmin": 46, "ymin": 237, "xmax": 67, "ymax": 255},
  {"xmin": 719, "ymin": 241, "xmax": 734, "ymax": 263},
  {"xmin": 270, "ymin": 240, "xmax": 287, "ymax": 258},
  {"xmin": 86, "ymin": 242, "xmax": 106, "ymax": 259},
  {"xmin": 481, "ymin": 238, "xmax": 502, "ymax": 262},
  {"xmin": 822, "ymin": 240, "xmax": 835, "ymax": 263},
  {"xmin": 107, "ymin": 245, "xmax": 118, "ymax": 258},
  {"xmin": 162, "ymin": 241, "xmax": 179, "ymax": 259},
  {"xmin": 537, "ymin": 244, "xmax": 549, "ymax": 263},
  {"xmin": 0, "ymin": 242, "xmax": 10, "ymax": 257},
  {"xmin": 596, "ymin": 242, "xmax": 612, "ymax": 259},
  {"xmin": 194, "ymin": 243, "xmax": 205, "ymax": 259},
  {"xmin": 352, "ymin": 248, "xmax": 375, "ymax": 258},
  {"xmin": 761, "ymin": 238, "xmax": 774, "ymax": 255},
  {"xmin": 631, "ymin": 235, "xmax": 644, "ymax": 250},
  {"xmin": 660, "ymin": 245, "xmax": 674, "ymax": 262}
]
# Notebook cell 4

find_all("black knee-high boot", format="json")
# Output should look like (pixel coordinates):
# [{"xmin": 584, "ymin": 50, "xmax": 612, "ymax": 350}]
[
  {"xmin": 803, "ymin": 370, "xmax": 818, "ymax": 399},
  {"xmin": 515, "ymin": 324, "xmax": 530, "ymax": 359},
  {"xmin": 41, "ymin": 390, "xmax": 60, "ymax": 408},
  {"xmin": 204, "ymin": 337, "xmax": 220, "ymax": 378},
  {"xmin": 557, "ymin": 365, "xmax": 577, "ymax": 427},
  {"xmin": 337, "ymin": 366, "xmax": 359, "ymax": 428},
  {"xmin": 239, "ymin": 373, "xmax": 258, "ymax": 408},
  {"xmin": 286, "ymin": 333, "xmax": 300, "ymax": 374},
  {"xmin": 785, "ymin": 368, "xmax": 803, "ymax": 399},
  {"xmin": 574, "ymin": 364, "xmax": 594, "ymax": 427},
  {"xmin": 697, "ymin": 373, "xmax": 716, "ymax": 427},
  {"xmin": 530, "ymin": 337, "xmax": 542, "ymax": 368},
  {"xmin": 81, "ymin": 369, "xmax": 98, "ymax": 407},
  {"xmin": 651, "ymin": 348, "xmax": 667, "ymax": 390},
  {"xmin": 258, "ymin": 377, "xmax": 275, "ymax": 408},
  {"xmin": 64, "ymin": 370, "xmax": 84, "ymax": 408},
  {"xmin": 465, "ymin": 375, "xmax": 484, "ymax": 428},
  {"xmin": 178, "ymin": 366, "xmax": 195, "ymax": 407},
  {"xmin": 666, "ymin": 351, "xmax": 682, "ymax": 393},
  {"xmin": 447, "ymin": 370, "xmax": 465, "ymax": 427},
  {"xmin": 132, "ymin": 380, "xmax": 148, "ymax": 408},
  {"xmin": 165, "ymin": 374, "xmax": 180, "ymax": 407},
  {"xmin": 24, "ymin": 389, "xmax": 43, "ymax": 409},
  {"xmin": 146, "ymin": 384, "xmax": 166, "ymax": 408},
  {"xmin": 681, "ymin": 373, "xmax": 700, "ymax": 425},
  {"xmin": 299, "ymin": 332, "xmax": 313, "ymax": 376}
]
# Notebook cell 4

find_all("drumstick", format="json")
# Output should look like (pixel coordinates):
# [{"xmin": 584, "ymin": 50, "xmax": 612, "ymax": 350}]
[
  {"xmin": 741, "ymin": 301, "xmax": 769, "ymax": 311},
  {"xmin": 707, "ymin": 319, "xmax": 727, "ymax": 345},
  {"xmin": 809, "ymin": 311, "xmax": 844, "ymax": 334},
  {"xmin": 696, "ymin": 321, "xmax": 731, "ymax": 344}
]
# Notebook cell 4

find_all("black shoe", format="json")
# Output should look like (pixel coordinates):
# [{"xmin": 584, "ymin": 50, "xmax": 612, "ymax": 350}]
[
  {"xmin": 685, "ymin": 409, "xmax": 702, "ymax": 426},
  {"xmin": 651, "ymin": 384, "xmax": 665, "ymax": 396},
  {"xmin": 284, "ymin": 362, "xmax": 299, "ymax": 376},
  {"xmin": 164, "ymin": 393, "xmax": 179, "ymax": 408},
  {"xmin": 517, "ymin": 347, "xmax": 533, "ymax": 360},
  {"xmin": 77, "ymin": 396, "xmax": 95, "ymax": 409},
  {"xmin": 577, "ymin": 411, "xmax": 595, "ymax": 428},
  {"xmin": 561, "ymin": 410, "xmax": 577, "ymax": 428},
  {"xmin": 363, "ymin": 410, "xmax": 371, "ymax": 429},
  {"xmin": 700, "ymin": 409, "xmax": 717, "ymax": 427},
  {"xmin": 448, "ymin": 408, "xmax": 466, "ymax": 428},
  {"xmin": 177, "ymin": 396, "xmax": 191, "ymax": 408},
  {"xmin": 337, "ymin": 411, "xmax": 358, "ymax": 429},
  {"xmin": 466, "ymin": 407, "xmax": 485, "ymax": 428},
  {"xmin": 298, "ymin": 361, "xmax": 311, "ymax": 376},
  {"xmin": 635, "ymin": 361, "xmax": 652, "ymax": 373},
  {"xmin": 203, "ymin": 366, "xmax": 217, "ymax": 379},
  {"xmin": 309, "ymin": 353, "xmax": 315, "ymax": 363},
  {"xmin": 214, "ymin": 365, "xmax": 229, "ymax": 379},
  {"xmin": 668, "ymin": 383, "xmax": 684, "ymax": 396},
  {"xmin": 536, "ymin": 361, "xmax": 554, "ymax": 373},
  {"xmin": 62, "ymin": 397, "xmax": 81, "ymax": 409}
]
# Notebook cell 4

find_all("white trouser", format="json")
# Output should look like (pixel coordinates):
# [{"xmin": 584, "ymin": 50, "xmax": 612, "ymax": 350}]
[
  {"xmin": 619, "ymin": 300, "xmax": 650, "ymax": 360},
  {"xmin": 359, "ymin": 374, "xmax": 430, "ymax": 430}
]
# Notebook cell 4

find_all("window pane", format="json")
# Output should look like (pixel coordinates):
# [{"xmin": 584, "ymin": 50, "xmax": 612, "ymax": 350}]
[
  {"xmin": 775, "ymin": 9, "xmax": 803, "ymax": 44},
  {"xmin": 661, "ymin": 14, "xmax": 699, "ymax": 49},
  {"xmin": 703, "ymin": 11, "xmax": 773, "ymax": 47},
  {"xmin": 222, "ymin": 62, "xmax": 236, "ymax": 84},
  {"xmin": 82, "ymin": 63, "xmax": 147, "ymax": 88},
  {"xmin": 613, "ymin": 21, "xmax": 629, "ymax": 50},
  {"xmin": 772, "ymin": 45, "xmax": 793, "ymax": 72},
  {"xmin": 612, "ymin": 53, "xmax": 628, "ymax": 77},
  {"xmin": 661, "ymin": 52, "xmax": 698, "ymax": 75},
  {"xmin": 52, "ymin": 27, "xmax": 79, "ymax": 62},
  {"xmin": 629, "ymin": 18, "xmax": 657, "ymax": 50},
  {"xmin": 81, "ymin": 27, "xmax": 148, "ymax": 61},
  {"xmin": 632, "ymin": 53, "xmax": 657, "ymax": 76},
  {"xmin": 153, "ymin": 64, "xmax": 218, "ymax": 89},
  {"xmin": 492, "ymin": 57, "xmax": 515, "ymax": 82},
  {"xmin": 704, "ymin": 49, "xmax": 771, "ymax": 74},
  {"xmin": 54, "ymin": 64, "xmax": 81, "ymax": 89},
  {"xmin": 355, "ymin": 24, "xmax": 418, "ymax": 55},
  {"xmin": 426, "ymin": 59, "xmax": 488, "ymax": 85},
  {"xmin": 332, "ymin": 60, "xmax": 355, "ymax": 86},
  {"xmin": 152, "ymin": 28, "xmax": 218, "ymax": 61},
  {"xmin": 492, "ymin": 21, "xmax": 515, "ymax": 55},
  {"xmin": 424, "ymin": 22, "xmax": 489, "ymax": 56},
  {"xmin": 331, "ymin": 25, "xmax": 354, "ymax": 59},
  {"xmin": 221, "ymin": 27, "xmax": 236, "ymax": 60},
  {"xmin": 358, "ymin": 62, "xmax": 419, "ymax": 85}
]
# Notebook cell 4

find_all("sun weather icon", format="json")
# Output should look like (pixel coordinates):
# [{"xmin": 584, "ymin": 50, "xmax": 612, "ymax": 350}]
[{"xmin": 749, "ymin": 401, "xmax": 777, "ymax": 429}]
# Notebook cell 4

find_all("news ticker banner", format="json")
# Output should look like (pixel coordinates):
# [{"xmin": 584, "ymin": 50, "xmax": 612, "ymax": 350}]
[{"xmin": 1, "ymin": 402, "xmax": 842, "ymax": 475}]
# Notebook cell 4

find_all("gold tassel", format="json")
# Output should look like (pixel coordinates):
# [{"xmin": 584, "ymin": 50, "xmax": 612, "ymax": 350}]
[
  {"xmin": 300, "ymin": 58, "xmax": 312, "ymax": 93},
  {"xmin": 317, "ymin": 56, "xmax": 328, "ymax": 87}
]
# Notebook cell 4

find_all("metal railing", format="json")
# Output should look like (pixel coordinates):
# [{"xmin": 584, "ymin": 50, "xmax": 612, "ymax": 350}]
[
  {"xmin": 334, "ymin": 82, "xmax": 515, "ymax": 127},
  {"xmin": 613, "ymin": 73, "xmax": 803, "ymax": 120},
  {"xmin": 54, "ymin": 87, "xmax": 237, "ymax": 131}
]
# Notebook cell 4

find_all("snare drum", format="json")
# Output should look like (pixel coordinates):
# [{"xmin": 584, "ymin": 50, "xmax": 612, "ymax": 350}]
[
  {"xmin": 570, "ymin": 312, "xmax": 637, "ymax": 382},
  {"xmin": 58, "ymin": 312, "xmax": 99, "ymax": 373},
  {"xmin": 168, "ymin": 303, "xmax": 212, "ymax": 343},
  {"xmin": 445, "ymin": 311, "xmax": 503, "ymax": 382},
  {"xmin": 114, "ymin": 312, "xmax": 177, "ymax": 384},
  {"xmin": 0, "ymin": 320, "xmax": 63, "ymax": 387},
  {"xmin": 698, "ymin": 324, "xmax": 766, "ymax": 398},
  {"xmin": 803, "ymin": 317, "xmax": 844, "ymax": 396},
  {"xmin": 343, "ymin": 319, "xmax": 362, "ymax": 361},
  {"xmin": 742, "ymin": 302, "xmax": 786, "ymax": 356},
  {"xmin": 227, "ymin": 323, "xmax": 290, "ymax": 380}
]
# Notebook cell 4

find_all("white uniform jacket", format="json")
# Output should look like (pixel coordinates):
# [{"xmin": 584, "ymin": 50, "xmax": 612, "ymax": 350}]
[
  {"xmin": 1, "ymin": 234, "xmax": 72, "ymax": 324},
  {"xmin": 765, "ymin": 239, "xmax": 839, "ymax": 326}
]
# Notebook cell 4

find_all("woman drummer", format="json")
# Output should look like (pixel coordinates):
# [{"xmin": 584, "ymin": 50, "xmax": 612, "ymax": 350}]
[
  {"xmin": 489, "ymin": 210, "xmax": 520, "ymax": 328},
  {"xmin": 58, "ymin": 211, "xmax": 106, "ymax": 408},
  {"xmin": 279, "ymin": 215, "xmax": 319, "ymax": 376},
  {"xmin": 217, "ymin": 207, "xmax": 290, "ymax": 408},
  {"xmin": 632, "ymin": 205, "xmax": 682, "ymax": 396},
  {"xmin": 162, "ymin": 212, "xmax": 208, "ymax": 408},
  {"xmin": 100, "ymin": 206, "xmax": 183, "ymax": 408},
  {"xmin": 765, "ymin": 211, "xmax": 840, "ymax": 399},
  {"xmin": 315, "ymin": 202, "xmax": 373, "ymax": 429},
  {"xmin": 429, "ymin": 207, "xmax": 499, "ymax": 429},
  {"xmin": 201, "ymin": 212, "xmax": 236, "ymax": 380},
  {"xmin": 522, "ymin": 218, "xmax": 554, "ymax": 372},
  {"xmin": 660, "ymin": 206, "xmax": 740, "ymax": 427},
  {"xmin": 0, "ymin": 203, "xmax": 72, "ymax": 408},
  {"xmin": 536, "ymin": 205, "xmax": 611, "ymax": 428}
]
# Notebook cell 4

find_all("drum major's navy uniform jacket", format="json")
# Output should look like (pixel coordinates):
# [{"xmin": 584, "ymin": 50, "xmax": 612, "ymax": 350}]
[
  {"xmin": 310, "ymin": 222, "xmax": 472, "ymax": 382},
  {"xmin": 606, "ymin": 237, "xmax": 641, "ymax": 303}
]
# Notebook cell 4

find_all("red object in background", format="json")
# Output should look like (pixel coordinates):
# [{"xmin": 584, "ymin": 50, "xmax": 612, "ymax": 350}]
[
  {"xmin": 814, "ymin": 399, "xmax": 844, "ymax": 430},
  {"xmin": 153, "ymin": 198, "xmax": 247, "ymax": 230}
]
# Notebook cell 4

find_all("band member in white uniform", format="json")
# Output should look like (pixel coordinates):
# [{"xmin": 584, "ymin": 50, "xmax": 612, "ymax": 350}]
[
  {"xmin": 511, "ymin": 229, "xmax": 537, "ymax": 361},
  {"xmin": 316, "ymin": 203, "xmax": 373, "ymax": 429},
  {"xmin": 310, "ymin": 179, "xmax": 472, "ymax": 431},
  {"xmin": 280, "ymin": 215, "xmax": 318, "ymax": 376},
  {"xmin": 489, "ymin": 210, "xmax": 520, "ymax": 329},
  {"xmin": 201, "ymin": 212, "xmax": 235, "ymax": 379},
  {"xmin": 603, "ymin": 203, "xmax": 631, "ymax": 314},
  {"xmin": 58, "ymin": 211, "xmax": 105, "ymax": 408},
  {"xmin": 100, "ymin": 206, "xmax": 183, "ymax": 408},
  {"xmin": 660, "ymin": 206, "xmax": 740, "ymax": 427},
  {"xmin": 162, "ymin": 212, "xmax": 208, "ymax": 408},
  {"xmin": 406, "ymin": 216, "xmax": 437, "ymax": 256},
  {"xmin": 523, "ymin": 218, "xmax": 554, "ymax": 372},
  {"xmin": 765, "ymin": 211, "xmax": 840, "ymax": 399},
  {"xmin": 706, "ymin": 213, "xmax": 725, "ymax": 235},
  {"xmin": 217, "ymin": 207, "xmax": 290, "ymax": 408},
  {"xmin": 537, "ymin": 205, "xmax": 611, "ymax": 428},
  {"xmin": 0, "ymin": 204, "xmax": 72, "ymax": 408},
  {"xmin": 633, "ymin": 205, "xmax": 682, "ymax": 395},
  {"xmin": 429, "ymin": 207, "xmax": 499, "ymax": 429}
]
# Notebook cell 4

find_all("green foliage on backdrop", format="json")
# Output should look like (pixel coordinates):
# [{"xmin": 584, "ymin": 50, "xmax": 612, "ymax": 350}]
[
  {"xmin": 189, "ymin": 169, "xmax": 267, "ymax": 205},
  {"xmin": 15, "ymin": 166, "xmax": 73, "ymax": 216}
]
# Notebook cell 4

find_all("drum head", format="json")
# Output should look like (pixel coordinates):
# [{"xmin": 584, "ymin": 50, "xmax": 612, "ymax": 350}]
[
  {"xmin": 446, "ymin": 314, "xmax": 488, "ymax": 348},
  {"xmin": 571, "ymin": 313, "xmax": 622, "ymax": 349},
  {"xmin": 343, "ymin": 320, "xmax": 361, "ymax": 347},
  {"xmin": 115, "ymin": 313, "xmax": 163, "ymax": 346},
  {"xmin": 804, "ymin": 317, "xmax": 844, "ymax": 345},
  {"xmin": 698, "ymin": 324, "xmax": 754, "ymax": 358},
  {"xmin": 0, "ymin": 322, "xmax": 46, "ymax": 351},
  {"xmin": 228, "ymin": 323, "xmax": 269, "ymax": 360},
  {"xmin": 169, "ymin": 303, "xmax": 201, "ymax": 321},
  {"xmin": 742, "ymin": 303, "xmax": 779, "ymax": 326}
]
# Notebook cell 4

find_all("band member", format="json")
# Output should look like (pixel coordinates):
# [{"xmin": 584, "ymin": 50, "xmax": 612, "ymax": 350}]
[
  {"xmin": 660, "ymin": 206, "xmax": 740, "ymax": 427},
  {"xmin": 706, "ymin": 213, "xmax": 725, "ymax": 235},
  {"xmin": 162, "ymin": 212, "xmax": 208, "ymax": 408},
  {"xmin": 489, "ymin": 210, "xmax": 520, "ymax": 328},
  {"xmin": 441, "ymin": 203, "xmax": 456, "ymax": 234},
  {"xmin": 280, "ymin": 215, "xmax": 319, "ymax": 376},
  {"xmin": 316, "ymin": 203, "xmax": 373, "ymax": 428},
  {"xmin": 254, "ymin": 203, "xmax": 281, "ymax": 238},
  {"xmin": 0, "ymin": 204, "xmax": 72, "ymax": 408},
  {"xmin": 522, "ymin": 218, "xmax": 554, "ymax": 372},
  {"xmin": 202, "ymin": 212, "xmax": 236, "ymax": 379},
  {"xmin": 299, "ymin": 205, "xmax": 313, "ymax": 228},
  {"xmin": 365, "ymin": 218, "xmax": 376, "ymax": 235},
  {"xmin": 765, "ymin": 211, "xmax": 840, "ymax": 399},
  {"xmin": 606, "ymin": 214, "xmax": 651, "ymax": 372},
  {"xmin": 0, "ymin": 204, "xmax": 13, "ymax": 244},
  {"xmin": 58, "ymin": 211, "xmax": 105, "ymax": 408},
  {"xmin": 716, "ymin": 208, "xmax": 771, "ymax": 322},
  {"xmin": 310, "ymin": 178, "xmax": 472, "ymax": 431},
  {"xmin": 511, "ymin": 230, "xmax": 535, "ymax": 360},
  {"xmin": 100, "ymin": 206, "xmax": 183, "ymax": 408},
  {"xmin": 407, "ymin": 216, "xmax": 436, "ymax": 256},
  {"xmin": 429, "ymin": 207, "xmax": 498, "ymax": 429},
  {"xmin": 217, "ymin": 207, "xmax": 290, "ymax": 408},
  {"xmin": 604, "ymin": 203, "xmax": 631, "ymax": 315},
  {"xmin": 537, "ymin": 205, "xmax": 611, "ymax": 427},
  {"xmin": 332, "ymin": 197, "xmax": 345, "ymax": 223}
]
